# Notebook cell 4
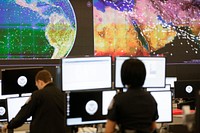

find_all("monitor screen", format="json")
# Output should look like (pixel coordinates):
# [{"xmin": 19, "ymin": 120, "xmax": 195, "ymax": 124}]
[
  {"xmin": 66, "ymin": 90, "xmax": 116, "ymax": 126},
  {"xmin": 150, "ymin": 91, "xmax": 172, "ymax": 123},
  {"xmin": 0, "ymin": 99, "xmax": 8, "ymax": 122},
  {"xmin": 0, "ymin": 59, "xmax": 62, "ymax": 90},
  {"xmin": 147, "ymin": 84, "xmax": 171, "ymax": 92},
  {"xmin": 166, "ymin": 77, "xmax": 177, "ymax": 88},
  {"xmin": 0, "ymin": 80, "xmax": 19, "ymax": 99},
  {"xmin": 115, "ymin": 56, "xmax": 166, "ymax": 88},
  {"xmin": 195, "ymin": 90, "xmax": 200, "ymax": 133},
  {"xmin": 174, "ymin": 80, "xmax": 200, "ymax": 98},
  {"xmin": 7, "ymin": 96, "xmax": 31, "ymax": 121},
  {"xmin": 1, "ymin": 67, "xmax": 43, "ymax": 95},
  {"xmin": 62, "ymin": 56, "xmax": 112, "ymax": 91}
]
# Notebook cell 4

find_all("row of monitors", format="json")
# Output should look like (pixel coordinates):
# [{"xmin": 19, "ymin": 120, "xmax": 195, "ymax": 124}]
[
  {"xmin": 0, "ymin": 56, "xmax": 199, "ymax": 99},
  {"xmin": 2, "ymin": 77, "xmax": 200, "ymax": 100},
  {"xmin": 62, "ymin": 56, "xmax": 166, "ymax": 90},
  {"xmin": 0, "ymin": 90, "xmax": 172, "ymax": 125},
  {"xmin": 66, "ymin": 90, "xmax": 172, "ymax": 125},
  {"xmin": 1, "ymin": 56, "xmax": 166, "ymax": 95}
]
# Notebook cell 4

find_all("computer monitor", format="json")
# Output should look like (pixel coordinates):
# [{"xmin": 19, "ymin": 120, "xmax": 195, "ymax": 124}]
[
  {"xmin": 115, "ymin": 56, "xmax": 166, "ymax": 88},
  {"xmin": 66, "ymin": 90, "xmax": 116, "ymax": 126},
  {"xmin": 0, "ymin": 59, "xmax": 62, "ymax": 90},
  {"xmin": 150, "ymin": 91, "xmax": 172, "ymax": 123},
  {"xmin": 174, "ymin": 80, "xmax": 200, "ymax": 98},
  {"xmin": 1, "ymin": 67, "xmax": 43, "ymax": 95},
  {"xmin": 147, "ymin": 84, "xmax": 171, "ymax": 92},
  {"xmin": 62, "ymin": 56, "xmax": 112, "ymax": 91},
  {"xmin": 0, "ymin": 80, "xmax": 19, "ymax": 99},
  {"xmin": 108, "ymin": 89, "xmax": 172, "ymax": 123},
  {"xmin": 195, "ymin": 90, "xmax": 200, "ymax": 133},
  {"xmin": 166, "ymin": 77, "xmax": 177, "ymax": 88},
  {"xmin": 0, "ymin": 99, "xmax": 8, "ymax": 122},
  {"xmin": 7, "ymin": 96, "xmax": 31, "ymax": 121}
]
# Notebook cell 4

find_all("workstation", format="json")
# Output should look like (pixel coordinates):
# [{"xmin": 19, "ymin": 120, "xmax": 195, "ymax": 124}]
[{"xmin": 0, "ymin": 56, "xmax": 198, "ymax": 133}]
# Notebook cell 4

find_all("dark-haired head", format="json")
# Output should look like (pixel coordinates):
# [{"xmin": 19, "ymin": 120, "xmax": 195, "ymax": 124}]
[
  {"xmin": 35, "ymin": 69, "xmax": 53, "ymax": 83},
  {"xmin": 121, "ymin": 59, "xmax": 146, "ymax": 88},
  {"xmin": 35, "ymin": 69, "xmax": 53, "ymax": 90}
]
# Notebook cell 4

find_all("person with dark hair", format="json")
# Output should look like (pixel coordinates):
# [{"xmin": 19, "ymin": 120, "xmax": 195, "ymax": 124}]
[
  {"xmin": 105, "ymin": 59, "xmax": 159, "ymax": 133},
  {"xmin": 2, "ymin": 69, "xmax": 66, "ymax": 133}
]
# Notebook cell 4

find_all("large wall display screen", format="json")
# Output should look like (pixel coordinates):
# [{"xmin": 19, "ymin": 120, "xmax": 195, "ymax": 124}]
[
  {"xmin": 0, "ymin": 0, "xmax": 91, "ymax": 58},
  {"xmin": 0, "ymin": 1, "xmax": 199, "ymax": 63},
  {"xmin": 93, "ymin": 0, "xmax": 200, "ymax": 64}
]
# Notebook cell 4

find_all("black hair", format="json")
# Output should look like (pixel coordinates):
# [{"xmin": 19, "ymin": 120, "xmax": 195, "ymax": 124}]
[{"xmin": 121, "ymin": 58, "xmax": 146, "ymax": 88}]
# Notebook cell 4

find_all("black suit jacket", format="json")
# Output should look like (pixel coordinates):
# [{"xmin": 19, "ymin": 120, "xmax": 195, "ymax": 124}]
[{"xmin": 7, "ymin": 83, "xmax": 66, "ymax": 133}]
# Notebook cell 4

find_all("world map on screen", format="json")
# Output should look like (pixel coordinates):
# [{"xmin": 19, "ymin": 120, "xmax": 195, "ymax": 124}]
[
  {"xmin": 0, "ymin": 0, "xmax": 76, "ymax": 58},
  {"xmin": 94, "ymin": 0, "xmax": 200, "ymax": 63}
]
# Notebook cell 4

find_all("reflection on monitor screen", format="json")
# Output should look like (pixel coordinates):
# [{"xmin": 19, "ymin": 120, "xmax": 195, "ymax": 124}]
[
  {"xmin": 115, "ymin": 56, "xmax": 166, "ymax": 88},
  {"xmin": 2, "ymin": 67, "xmax": 43, "ymax": 95},
  {"xmin": 166, "ymin": 77, "xmax": 177, "ymax": 88},
  {"xmin": 62, "ymin": 56, "xmax": 112, "ymax": 91},
  {"xmin": 150, "ymin": 91, "xmax": 172, "ymax": 123},
  {"xmin": 7, "ymin": 96, "xmax": 31, "ymax": 121},
  {"xmin": 66, "ymin": 90, "xmax": 116, "ymax": 126}
]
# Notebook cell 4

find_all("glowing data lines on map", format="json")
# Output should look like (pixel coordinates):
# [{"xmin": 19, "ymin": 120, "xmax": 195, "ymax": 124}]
[{"xmin": 101, "ymin": 0, "xmax": 134, "ymax": 12}]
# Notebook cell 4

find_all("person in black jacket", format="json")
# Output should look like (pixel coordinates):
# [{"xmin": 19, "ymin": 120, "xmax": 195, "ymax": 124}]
[
  {"xmin": 105, "ymin": 59, "xmax": 159, "ymax": 133},
  {"xmin": 2, "ymin": 69, "xmax": 66, "ymax": 133}
]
